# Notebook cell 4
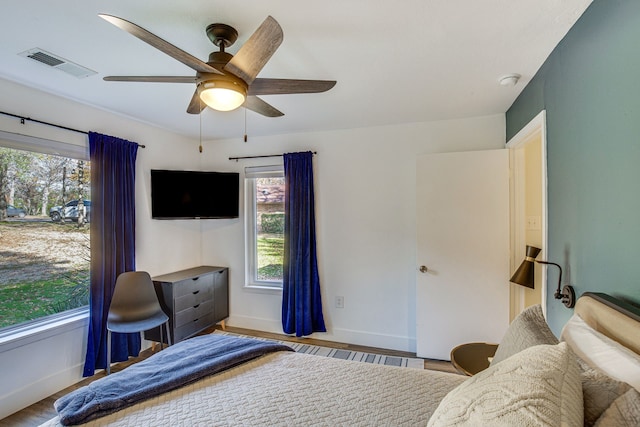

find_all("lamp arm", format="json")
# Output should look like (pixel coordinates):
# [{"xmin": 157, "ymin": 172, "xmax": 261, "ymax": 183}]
[{"xmin": 536, "ymin": 261, "xmax": 563, "ymax": 299}]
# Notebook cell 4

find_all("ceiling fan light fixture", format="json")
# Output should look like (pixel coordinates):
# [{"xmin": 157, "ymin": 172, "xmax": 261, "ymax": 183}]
[{"xmin": 199, "ymin": 80, "xmax": 247, "ymax": 111}]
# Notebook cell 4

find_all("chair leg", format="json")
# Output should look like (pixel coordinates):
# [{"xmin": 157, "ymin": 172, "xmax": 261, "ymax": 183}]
[
  {"xmin": 165, "ymin": 321, "xmax": 172, "ymax": 346},
  {"xmin": 106, "ymin": 330, "xmax": 112, "ymax": 375},
  {"xmin": 159, "ymin": 325, "xmax": 164, "ymax": 351}
]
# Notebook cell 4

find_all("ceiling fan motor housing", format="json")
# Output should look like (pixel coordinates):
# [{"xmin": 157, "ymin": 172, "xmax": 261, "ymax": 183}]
[
  {"xmin": 198, "ymin": 76, "xmax": 247, "ymax": 95},
  {"xmin": 208, "ymin": 51, "xmax": 234, "ymax": 71}
]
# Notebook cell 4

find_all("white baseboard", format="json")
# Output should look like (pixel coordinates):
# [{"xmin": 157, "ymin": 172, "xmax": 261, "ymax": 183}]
[{"xmin": 227, "ymin": 314, "xmax": 416, "ymax": 353}]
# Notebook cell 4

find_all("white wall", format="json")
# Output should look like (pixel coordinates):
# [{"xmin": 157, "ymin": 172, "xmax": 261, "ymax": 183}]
[
  {"xmin": 0, "ymin": 75, "xmax": 505, "ymax": 418},
  {"xmin": 0, "ymin": 77, "xmax": 201, "ymax": 419},
  {"xmin": 199, "ymin": 115, "xmax": 506, "ymax": 352}
]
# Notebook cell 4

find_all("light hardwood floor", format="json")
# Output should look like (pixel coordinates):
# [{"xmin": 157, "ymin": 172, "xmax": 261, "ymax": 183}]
[{"xmin": 1, "ymin": 325, "xmax": 460, "ymax": 426}]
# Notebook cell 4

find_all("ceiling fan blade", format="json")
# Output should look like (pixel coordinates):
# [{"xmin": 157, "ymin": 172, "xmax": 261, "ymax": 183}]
[
  {"xmin": 104, "ymin": 76, "xmax": 196, "ymax": 83},
  {"xmin": 224, "ymin": 16, "xmax": 283, "ymax": 85},
  {"xmin": 248, "ymin": 78, "xmax": 336, "ymax": 96},
  {"xmin": 99, "ymin": 14, "xmax": 222, "ymax": 75},
  {"xmin": 187, "ymin": 89, "xmax": 206, "ymax": 114},
  {"xmin": 243, "ymin": 96, "xmax": 284, "ymax": 117}
]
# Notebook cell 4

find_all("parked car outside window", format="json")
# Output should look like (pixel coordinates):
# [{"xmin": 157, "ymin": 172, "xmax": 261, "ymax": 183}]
[
  {"xmin": 6, "ymin": 205, "xmax": 26, "ymax": 218},
  {"xmin": 49, "ymin": 200, "xmax": 91, "ymax": 222}
]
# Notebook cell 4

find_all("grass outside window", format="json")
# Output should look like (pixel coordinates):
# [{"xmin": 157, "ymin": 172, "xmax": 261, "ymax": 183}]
[
  {"xmin": 257, "ymin": 233, "xmax": 284, "ymax": 282},
  {"xmin": 0, "ymin": 221, "xmax": 90, "ymax": 329}
]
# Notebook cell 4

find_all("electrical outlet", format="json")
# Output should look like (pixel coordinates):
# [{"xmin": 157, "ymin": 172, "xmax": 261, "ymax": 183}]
[{"xmin": 335, "ymin": 296, "xmax": 344, "ymax": 309}]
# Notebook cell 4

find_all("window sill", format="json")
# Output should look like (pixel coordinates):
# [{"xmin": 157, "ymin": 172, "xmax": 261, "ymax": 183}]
[
  {"xmin": 243, "ymin": 283, "xmax": 283, "ymax": 294},
  {"xmin": 0, "ymin": 307, "xmax": 89, "ymax": 354}
]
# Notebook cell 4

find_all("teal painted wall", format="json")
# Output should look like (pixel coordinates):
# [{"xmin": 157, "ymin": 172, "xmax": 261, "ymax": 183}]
[{"xmin": 506, "ymin": 0, "xmax": 640, "ymax": 334}]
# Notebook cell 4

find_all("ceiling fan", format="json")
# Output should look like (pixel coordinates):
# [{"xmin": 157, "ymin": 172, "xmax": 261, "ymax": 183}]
[{"xmin": 99, "ymin": 14, "xmax": 336, "ymax": 117}]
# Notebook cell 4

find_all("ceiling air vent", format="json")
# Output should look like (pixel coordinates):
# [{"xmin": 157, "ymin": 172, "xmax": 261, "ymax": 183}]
[{"xmin": 18, "ymin": 48, "xmax": 97, "ymax": 79}]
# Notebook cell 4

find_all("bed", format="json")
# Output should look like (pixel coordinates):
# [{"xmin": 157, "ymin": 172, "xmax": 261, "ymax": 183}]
[{"xmin": 41, "ymin": 292, "xmax": 640, "ymax": 426}]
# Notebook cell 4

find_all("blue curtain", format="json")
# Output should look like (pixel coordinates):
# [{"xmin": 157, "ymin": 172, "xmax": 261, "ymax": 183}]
[
  {"xmin": 83, "ymin": 132, "xmax": 139, "ymax": 376},
  {"xmin": 282, "ymin": 151, "xmax": 326, "ymax": 336}
]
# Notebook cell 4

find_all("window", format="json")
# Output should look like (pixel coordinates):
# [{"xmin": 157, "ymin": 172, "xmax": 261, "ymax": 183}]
[
  {"xmin": 245, "ymin": 165, "xmax": 285, "ymax": 288},
  {"xmin": 0, "ymin": 133, "xmax": 90, "ymax": 331}
]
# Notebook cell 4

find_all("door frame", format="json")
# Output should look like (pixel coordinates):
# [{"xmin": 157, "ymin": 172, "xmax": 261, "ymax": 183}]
[{"xmin": 506, "ymin": 110, "xmax": 548, "ymax": 319}]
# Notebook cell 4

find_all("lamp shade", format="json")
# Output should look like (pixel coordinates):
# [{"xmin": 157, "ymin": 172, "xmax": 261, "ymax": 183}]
[
  {"xmin": 199, "ymin": 80, "xmax": 247, "ymax": 112},
  {"xmin": 510, "ymin": 245, "xmax": 541, "ymax": 289}
]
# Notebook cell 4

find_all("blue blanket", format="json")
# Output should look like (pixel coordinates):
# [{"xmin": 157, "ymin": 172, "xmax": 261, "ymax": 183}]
[{"xmin": 55, "ymin": 334, "xmax": 293, "ymax": 426}]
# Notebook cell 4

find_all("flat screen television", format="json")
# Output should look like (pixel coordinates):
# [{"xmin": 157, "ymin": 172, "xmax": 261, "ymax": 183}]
[{"xmin": 151, "ymin": 169, "xmax": 239, "ymax": 219}]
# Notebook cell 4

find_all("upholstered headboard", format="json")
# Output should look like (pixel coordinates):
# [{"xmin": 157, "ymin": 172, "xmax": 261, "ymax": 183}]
[{"xmin": 575, "ymin": 292, "xmax": 640, "ymax": 355}]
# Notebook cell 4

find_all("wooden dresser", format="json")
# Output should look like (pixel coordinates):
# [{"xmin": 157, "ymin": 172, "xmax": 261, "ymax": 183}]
[{"xmin": 144, "ymin": 266, "xmax": 229, "ymax": 344}]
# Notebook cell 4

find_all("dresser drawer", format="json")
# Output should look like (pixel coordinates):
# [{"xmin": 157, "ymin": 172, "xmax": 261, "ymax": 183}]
[
  {"xmin": 174, "ymin": 287, "xmax": 213, "ymax": 312},
  {"xmin": 174, "ymin": 313, "xmax": 215, "ymax": 342},
  {"xmin": 173, "ymin": 274, "xmax": 214, "ymax": 298},
  {"xmin": 175, "ymin": 299, "xmax": 214, "ymax": 328},
  {"xmin": 147, "ymin": 266, "xmax": 228, "ymax": 345}
]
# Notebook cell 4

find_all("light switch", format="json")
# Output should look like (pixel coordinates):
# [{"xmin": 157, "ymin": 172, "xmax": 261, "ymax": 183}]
[{"xmin": 526, "ymin": 216, "xmax": 541, "ymax": 230}]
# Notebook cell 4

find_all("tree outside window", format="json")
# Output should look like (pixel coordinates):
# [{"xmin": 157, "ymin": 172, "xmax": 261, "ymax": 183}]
[{"xmin": 0, "ymin": 146, "xmax": 90, "ymax": 330}]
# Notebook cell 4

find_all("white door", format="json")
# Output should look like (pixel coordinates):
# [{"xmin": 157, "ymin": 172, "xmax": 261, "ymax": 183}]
[{"xmin": 416, "ymin": 150, "xmax": 510, "ymax": 360}]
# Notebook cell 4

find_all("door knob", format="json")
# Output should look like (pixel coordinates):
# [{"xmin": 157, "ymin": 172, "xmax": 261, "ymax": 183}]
[{"xmin": 419, "ymin": 265, "xmax": 428, "ymax": 273}]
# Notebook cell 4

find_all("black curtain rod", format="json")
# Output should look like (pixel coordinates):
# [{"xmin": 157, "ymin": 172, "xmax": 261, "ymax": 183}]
[
  {"xmin": 229, "ymin": 151, "xmax": 317, "ymax": 161},
  {"xmin": 0, "ymin": 110, "xmax": 146, "ymax": 148}
]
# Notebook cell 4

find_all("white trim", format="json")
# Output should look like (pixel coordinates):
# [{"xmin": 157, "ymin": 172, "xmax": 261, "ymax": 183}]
[
  {"xmin": 506, "ymin": 110, "xmax": 548, "ymax": 317},
  {"xmin": 227, "ymin": 314, "xmax": 416, "ymax": 352},
  {"xmin": 0, "ymin": 308, "xmax": 89, "ymax": 353},
  {"xmin": 508, "ymin": 146, "xmax": 527, "ymax": 318},
  {"xmin": 244, "ymin": 164, "xmax": 283, "ymax": 178},
  {"xmin": 244, "ymin": 165, "xmax": 285, "ymax": 288},
  {"xmin": 0, "ymin": 129, "xmax": 88, "ymax": 160},
  {"xmin": 243, "ymin": 284, "xmax": 283, "ymax": 293},
  {"xmin": 506, "ymin": 111, "xmax": 547, "ymax": 148}
]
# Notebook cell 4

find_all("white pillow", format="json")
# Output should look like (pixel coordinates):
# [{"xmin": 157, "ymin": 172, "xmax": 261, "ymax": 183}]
[
  {"xmin": 561, "ymin": 314, "xmax": 640, "ymax": 392},
  {"xmin": 427, "ymin": 342, "xmax": 583, "ymax": 427},
  {"xmin": 490, "ymin": 304, "xmax": 558, "ymax": 366}
]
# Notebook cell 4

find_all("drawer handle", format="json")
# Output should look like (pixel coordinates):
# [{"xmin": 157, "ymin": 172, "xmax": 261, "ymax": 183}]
[
  {"xmin": 192, "ymin": 290, "xmax": 200, "ymax": 295},
  {"xmin": 193, "ymin": 304, "xmax": 200, "ymax": 309},
  {"xmin": 192, "ymin": 277, "xmax": 199, "ymax": 281},
  {"xmin": 193, "ymin": 318, "xmax": 199, "ymax": 322}
]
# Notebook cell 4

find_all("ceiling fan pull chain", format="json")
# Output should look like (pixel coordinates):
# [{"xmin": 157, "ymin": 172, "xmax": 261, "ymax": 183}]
[
  {"xmin": 244, "ymin": 108, "xmax": 248, "ymax": 142},
  {"xmin": 199, "ymin": 98, "xmax": 203, "ymax": 153}
]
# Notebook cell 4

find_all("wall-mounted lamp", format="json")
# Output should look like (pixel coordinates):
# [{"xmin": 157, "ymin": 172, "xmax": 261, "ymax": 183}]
[{"xmin": 510, "ymin": 245, "xmax": 575, "ymax": 308}]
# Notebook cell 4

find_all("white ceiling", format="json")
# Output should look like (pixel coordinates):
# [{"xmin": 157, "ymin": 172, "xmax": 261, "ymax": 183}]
[{"xmin": 0, "ymin": 0, "xmax": 593, "ymax": 140}]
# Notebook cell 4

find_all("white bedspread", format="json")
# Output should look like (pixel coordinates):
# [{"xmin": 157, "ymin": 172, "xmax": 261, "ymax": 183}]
[{"xmin": 42, "ymin": 351, "xmax": 465, "ymax": 426}]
